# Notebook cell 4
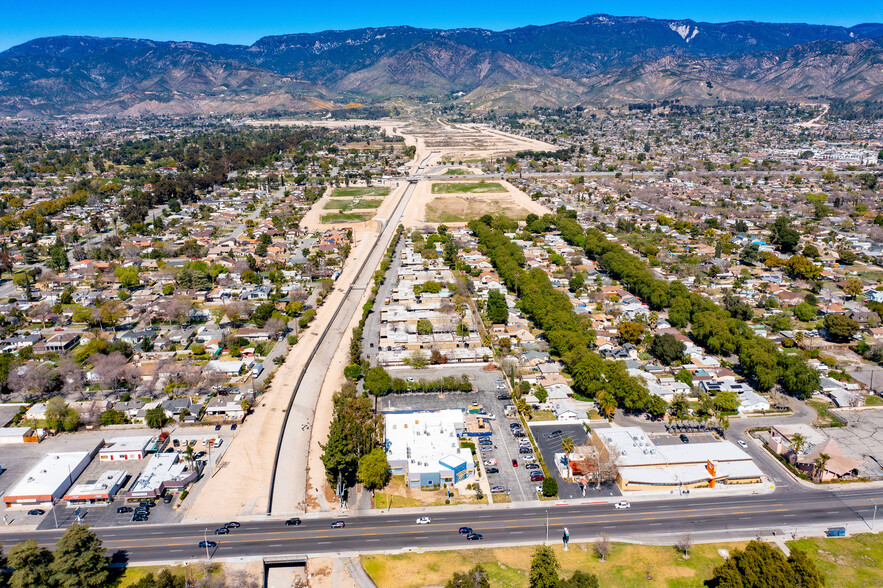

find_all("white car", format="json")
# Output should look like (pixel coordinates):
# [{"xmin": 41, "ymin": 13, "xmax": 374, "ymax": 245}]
[
  {"xmin": 737, "ymin": 440, "xmax": 748, "ymax": 448},
  {"xmin": 482, "ymin": 414, "xmax": 496, "ymax": 420},
  {"xmin": 483, "ymin": 459, "xmax": 497, "ymax": 466},
  {"xmin": 416, "ymin": 516, "xmax": 431, "ymax": 524},
  {"xmin": 614, "ymin": 501, "xmax": 631, "ymax": 509},
  {"xmin": 522, "ymin": 455, "xmax": 537, "ymax": 463}
]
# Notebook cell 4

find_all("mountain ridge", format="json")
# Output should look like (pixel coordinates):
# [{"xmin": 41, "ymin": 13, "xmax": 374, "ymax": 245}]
[{"xmin": 0, "ymin": 14, "xmax": 881, "ymax": 116}]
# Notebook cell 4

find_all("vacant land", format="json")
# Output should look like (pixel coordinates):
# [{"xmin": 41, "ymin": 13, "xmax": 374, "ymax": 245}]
[
  {"xmin": 321, "ymin": 212, "xmax": 371, "ymax": 223},
  {"xmin": 364, "ymin": 533, "xmax": 881, "ymax": 588},
  {"xmin": 431, "ymin": 181, "xmax": 506, "ymax": 194},
  {"xmin": 362, "ymin": 542, "xmax": 744, "ymax": 588},
  {"xmin": 331, "ymin": 186, "xmax": 391, "ymax": 198},
  {"xmin": 323, "ymin": 199, "xmax": 384, "ymax": 211},
  {"xmin": 426, "ymin": 196, "xmax": 529, "ymax": 223},
  {"xmin": 373, "ymin": 475, "xmax": 484, "ymax": 509},
  {"xmin": 444, "ymin": 168, "xmax": 473, "ymax": 175}
]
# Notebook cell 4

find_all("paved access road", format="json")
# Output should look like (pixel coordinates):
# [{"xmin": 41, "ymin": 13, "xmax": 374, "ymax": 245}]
[{"xmin": 4, "ymin": 488, "xmax": 881, "ymax": 564}]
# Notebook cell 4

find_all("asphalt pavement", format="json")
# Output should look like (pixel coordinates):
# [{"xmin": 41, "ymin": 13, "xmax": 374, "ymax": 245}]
[{"xmin": 3, "ymin": 488, "xmax": 881, "ymax": 564}]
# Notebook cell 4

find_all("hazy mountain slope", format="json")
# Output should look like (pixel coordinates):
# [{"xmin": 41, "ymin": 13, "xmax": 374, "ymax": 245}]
[{"xmin": 0, "ymin": 15, "xmax": 880, "ymax": 115}]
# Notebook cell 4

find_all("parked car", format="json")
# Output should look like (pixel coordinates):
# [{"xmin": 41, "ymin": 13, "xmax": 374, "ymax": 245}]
[
  {"xmin": 331, "ymin": 521, "xmax": 345, "ymax": 528},
  {"xmin": 132, "ymin": 514, "xmax": 148, "ymax": 522},
  {"xmin": 27, "ymin": 509, "xmax": 45, "ymax": 516},
  {"xmin": 231, "ymin": 424, "xmax": 237, "ymax": 430},
  {"xmin": 490, "ymin": 486, "xmax": 506, "ymax": 494},
  {"xmin": 525, "ymin": 463, "xmax": 540, "ymax": 470},
  {"xmin": 285, "ymin": 517, "xmax": 302, "ymax": 526},
  {"xmin": 486, "ymin": 467, "xmax": 499, "ymax": 474},
  {"xmin": 214, "ymin": 424, "xmax": 222, "ymax": 431},
  {"xmin": 511, "ymin": 459, "xmax": 518, "ymax": 467},
  {"xmin": 198, "ymin": 541, "xmax": 217, "ymax": 548},
  {"xmin": 163, "ymin": 494, "xmax": 174, "ymax": 504},
  {"xmin": 519, "ymin": 447, "xmax": 532, "ymax": 455},
  {"xmin": 496, "ymin": 394, "xmax": 511, "ymax": 400},
  {"xmin": 416, "ymin": 517, "xmax": 431, "ymax": 524},
  {"xmin": 139, "ymin": 500, "xmax": 155, "ymax": 508},
  {"xmin": 483, "ymin": 459, "xmax": 497, "ymax": 466},
  {"xmin": 215, "ymin": 527, "xmax": 229, "ymax": 535},
  {"xmin": 545, "ymin": 430, "xmax": 563, "ymax": 439},
  {"xmin": 458, "ymin": 527, "xmax": 473, "ymax": 534},
  {"xmin": 509, "ymin": 423, "xmax": 522, "ymax": 430},
  {"xmin": 466, "ymin": 533, "xmax": 483, "ymax": 541},
  {"xmin": 513, "ymin": 431, "xmax": 526, "ymax": 438},
  {"xmin": 530, "ymin": 472, "xmax": 545, "ymax": 482},
  {"xmin": 117, "ymin": 506, "xmax": 133, "ymax": 513},
  {"xmin": 614, "ymin": 501, "xmax": 631, "ymax": 509},
  {"xmin": 172, "ymin": 439, "xmax": 180, "ymax": 447}
]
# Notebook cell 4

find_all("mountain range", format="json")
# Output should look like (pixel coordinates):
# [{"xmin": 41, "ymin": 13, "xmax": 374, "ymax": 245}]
[{"xmin": 1, "ymin": 14, "xmax": 881, "ymax": 116}]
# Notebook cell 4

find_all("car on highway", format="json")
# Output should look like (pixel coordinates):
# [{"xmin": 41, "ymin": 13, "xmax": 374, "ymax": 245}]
[
  {"xmin": 466, "ymin": 533, "xmax": 483, "ymax": 540},
  {"xmin": 285, "ymin": 517, "xmax": 302, "ymax": 526},
  {"xmin": 27, "ymin": 509, "xmax": 45, "ymax": 515},
  {"xmin": 524, "ymin": 463, "xmax": 540, "ymax": 470},
  {"xmin": 459, "ymin": 526, "xmax": 473, "ymax": 534},
  {"xmin": 530, "ymin": 472, "xmax": 545, "ymax": 482},
  {"xmin": 199, "ymin": 541, "xmax": 217, "ymax": 548},
  {"xmin": 331, "ymin": 521, "xmax": 346, "ymax": 529},
  {"xmin": 486, "ymin": 467, "xmax": 499, "ymax": 474},
  {"xmin": 737, "ymin": 440, "xmax": 748, "ymax": 448},
  {"xmin": 225, "ymin": 521, "xmax": 240, "ymax": 528},
  {"xmin": 117, "ymin": 506, "xmax": 133, "ymax": 513},
  {"xmin": 545, "ymin": 430, "xmax": 563, "ymax": 439},
  {"xmin": 614, "ymin": 501, "xmax": 631, "ymax": 509},
  {"xmin": 511, "ymin": 459, "xmax": 518, "ymax": 467},
  {"xmin": 215, "ymin": 527, "xmax": 229, "ymax": 535},
  {"xmin": 490, "ymin": 486, "xmax": 507, "ymax": 494},
  {"xmin": 416, "ymin": 517, "xmax": 431, "ymax": 524}
]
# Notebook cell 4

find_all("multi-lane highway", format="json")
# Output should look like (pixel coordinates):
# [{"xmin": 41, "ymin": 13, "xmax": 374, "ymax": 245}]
[{"xmin": 4, "ymin": 488, "xmax": 881, "ymax": 563}]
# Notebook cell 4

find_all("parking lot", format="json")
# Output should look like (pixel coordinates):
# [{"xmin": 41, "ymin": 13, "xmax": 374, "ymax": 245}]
[
  {"xmin": 529, "ymin": 422, "xmax": 620, "ymax": 499},
  {"xmin": 379, "ymin": 365, "xmax": 543, "ymax": 502}
]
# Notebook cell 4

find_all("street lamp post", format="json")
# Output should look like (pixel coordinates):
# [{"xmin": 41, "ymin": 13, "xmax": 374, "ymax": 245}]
[
  {"xmin": 545, "ymin": 510, "xmax": 548, "ymax": 544},
  {"xmin": 874, "ymin": 503, "xmax": 878, "ymax": 531},
  {"xmin": 203, "ymin": 529, "xmax": 211, "ymax": 560}
]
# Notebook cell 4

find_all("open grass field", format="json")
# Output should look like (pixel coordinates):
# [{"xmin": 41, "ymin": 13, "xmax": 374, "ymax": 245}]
[
  {"xmin": 362, "ymin": 541, "xmax": 746, "ymax": 588},
  {"xmin": 431, "ymin": 181, "xmax": 506, "ymax": 194},
  {"xmin": 323, "ymin": 198, "xmax": 384, "ymax": 210},
  {"xmin": 425, "ymin": 196, "xmax": 529, "ymax": 223},
  {"xmin": 321, "ymin": 212, "xmax": 370, "ymax": 223},
  {"xmin": 114, "ymin": 563, "xmax": 224, "ymax": 586},
  {"xmin": 331, "ymin": 186, "xmax": 391, "ymax": 198},
  {"xmin": 364, "ymin": 534, "xmax": 883, "ymax": 588},
  {"xmin": 444, "ymin": 168, "xmax": 473, "ymax": 175}
]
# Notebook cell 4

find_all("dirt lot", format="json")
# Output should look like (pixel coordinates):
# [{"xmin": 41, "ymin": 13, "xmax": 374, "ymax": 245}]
[{"xmin": 403, "ymin": 179, "xmax": 551, "ymax": 226}]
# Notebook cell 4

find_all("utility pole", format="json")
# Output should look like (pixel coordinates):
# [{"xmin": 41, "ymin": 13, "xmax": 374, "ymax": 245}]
[
  {"xmin": 203, "ymin": 529, "xmax": 211, "ymax": 560},
  {"xmin": 874, "ymin": 503, "xmax": 878, "ymax": 531}
]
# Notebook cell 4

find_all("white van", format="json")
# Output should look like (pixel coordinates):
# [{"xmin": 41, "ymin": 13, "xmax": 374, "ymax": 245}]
[{"xmin": 213, "ymin": 438, "xmax": 223, "ymax": 449}]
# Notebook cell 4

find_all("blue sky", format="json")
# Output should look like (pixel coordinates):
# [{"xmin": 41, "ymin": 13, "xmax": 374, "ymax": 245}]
[{"xmin": 1, "ymin": 1, "xmax": 880, "ymax": 52}]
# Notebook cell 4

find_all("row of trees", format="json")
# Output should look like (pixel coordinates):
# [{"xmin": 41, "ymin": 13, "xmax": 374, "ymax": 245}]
[
  {"xmin": 468, "ymin": 219, "xmax": 656, "ymax": 417},
  {"xmin": 320, "ymin": 383, "xmax": 386, "ymax": 490},
  {"xmin": 557, "ymin": 215, "xmax": 819, "ymax": 399},
  {"xmin": 2, "ymin": 523, "xmax": 108, "ymax": 588}
]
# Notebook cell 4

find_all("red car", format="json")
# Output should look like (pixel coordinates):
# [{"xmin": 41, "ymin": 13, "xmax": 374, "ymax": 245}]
[
  {"xmin": 511, "ymin": 458, "xmax": 518, "ymax": 467},
  {"xmin": 530, "ymin": 472, "xmax": 545, "ymax": 482}
]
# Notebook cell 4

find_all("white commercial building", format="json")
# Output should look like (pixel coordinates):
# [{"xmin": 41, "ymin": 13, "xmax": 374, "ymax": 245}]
[
  {"xmin": 126, "ymin": 453, "xmax": 197, "ymax": 499},
  {"xmin": 64, "ymin": 470, "xmax": 128, "ymax": 503},
  {"xmin": 3, "ymin": 446, "xmax": 98, "ymax": 505},
  {"xmin": 99, "ymin": 436, "xmax": 154, "ymax": 461},
  {"xmin": 385, "ymin": 409, "xmax": 475, "ymax": 489},
  {"xmin": 592, "ymin": 426, "xmax": 764, "ymax": 492}
]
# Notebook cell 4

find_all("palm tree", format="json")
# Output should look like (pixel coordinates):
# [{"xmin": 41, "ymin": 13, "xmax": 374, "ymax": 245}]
[
  {"xmin": 597, "ymin": 392, "xmax": 617, "ymax": 420},
  {"xmin": 717, "ymin": 415, "xmax": 730, "ymax": 438},
  {"xmin": 814, "ymin": 453, "xmax": 831, "ymax": 481},
  {"xmin": 561, "ymin": 437, "xmax": 575, "ymax": 479},
  {"xmin": 789, "ymin": 433, "xmax": 807, "ymax": 456}
]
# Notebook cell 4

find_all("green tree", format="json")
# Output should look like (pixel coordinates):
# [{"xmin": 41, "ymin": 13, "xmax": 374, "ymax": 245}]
[
  {"xmin": 357, "ymin": 447, "xmax": 391, "ymax": 494},
  {"xmin": 794, "ymin": 302, "xmax": 817, "ymax": 322},
  {"xmin": 617, "ymin": 321, "xmax": 644, "ymax": 345},
  {"xmin": 343, "ymin": 364, "xmax": 362, "ymax": 381},
  {"xmin": 114, "ymin": 265, "xmax": 140, "ymax": 289},
  {"xmin": 50, "ymin": 523, "xmax": 108, "ymax": 588},
  {"xmin": 649, "ymin": 333, "xmax": 686, "ymax": 365},
  {"xmin": 364, "ymin": 366, "xmax": 392, "ymax": 396},
  {"xmin": 446, "ymin": 564, "xmax": 490, "ymax": 588},
  {"xmin": 541, "ymin": 476, "xmax": 558, "ymax": 497},
  {"xmin": 770, "ymin": 216, "xmax": 800, "ymax": 253},
  {"xmin": 675, "ymin": 368, "xmax": 693, "ymax": 388},
  {"xmin": 843, "ymin": 279, "xmax": 863, "ymax": 300},
  {"xmin": 824, "ymin": 313, "xmax": 859, "ymax": 342},
  {"xmin": 416, "ymin": 318, "xmax": 434, "ymax": 335},
  {"xmin": 8, "ymin": 539, "xmax": 55, "ymax": 588},
  {"xmin": 560, "ymin": 571, "xmax": 600, "ymax": 588},
  {"xmin": 486, "ymin": 289, "xmax": 508, "ymax": 324},
  {"xmin": 707, "ymin": 540, "xmax": 824, "ymax": 588},
  {"xmin": 145, "ymin": 407, "xmax": 169, "ymax": 430},
  {"xmin": 48, "ymin": 237, "xmax": 69, "ymax": 271},
  {"xmin": 45, "ymin": 397, "xmax": 79, "ymax": 432},
  {"xmin": 529, "ymin": 545, "xmax": 560, "ymax": 588},
  {"xmin": 597, "ymin": 392, "xmax": 617, "ymax": 419}
]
